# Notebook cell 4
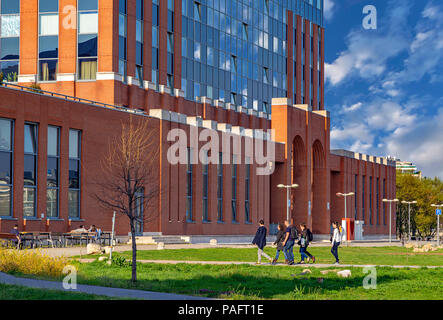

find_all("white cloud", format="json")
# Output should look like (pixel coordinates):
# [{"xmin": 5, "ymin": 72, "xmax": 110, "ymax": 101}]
[
  {"xmin": 324, "ymin": 0, "xmax": 336, "ymax": 20},
  {"xmin": 325, "ymin": 1, "xmax": 412, "ymax": 86},
  {"xmin": 385, "ymin": 108, "xmax": 443, "ymax": 178}
]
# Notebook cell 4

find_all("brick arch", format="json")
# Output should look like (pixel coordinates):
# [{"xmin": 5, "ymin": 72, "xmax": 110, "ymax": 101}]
[
  {"xmin": 311, "ymin": 139, "xmax": 328, "ymax": 233},
  {"xmin": 291, "ymin": 135, "xmax": 308, "ymax": 225},
  {"xmin": 312, "ymin": 139, "xmax": 326, "ymax": 169}
]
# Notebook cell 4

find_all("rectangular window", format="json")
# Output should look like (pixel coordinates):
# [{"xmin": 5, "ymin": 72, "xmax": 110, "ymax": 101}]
[
  {"xmin": 39, "ymin": 1, "xmax": 58, "ymax": 81},
  {"xmin": 186, "ymin": 147, "xmax": 193, "ymax": 222},
  {"xmin": 369, "ymin": 177, "xmax": 373, "ymax": 225},
  {"xmin": 217, "ymin": 152, "xmax": 223, "ymax": 222},
  {"xmin": 69, "ymin": 129, "xmax": 81, "ymax": 218},
  {"xmin": 231, "ymin": 154, "xmax": 237, "ymax": 223},
  {"xmin": 383, "ymin": 179, "xmax": 386, "ymax": 225},
  {"xmin": 135, "ymin": 0, "xmax": 143, "ymax": 86},
  {"xmin": 47, "ymin": 126, "xmax": 59, "ymax": 218},
  {"xmin": 245, "ymin": 159, "xmax": 251, "ymax": 223},
  {"xmin": 362, "ymin": 176, "xmax": 365, "ymax": 221},
  {"xmin": 354, "ymin": 174, "xmax": 358, "ymax": 219},
  {"xmin": 118, "ymin": 0, "xmax": 127, "ymax": 82},
  {"xmin": 0, "ymin": 0, "xmax": 20, "ymax": 82},
  {"xmin": 376, "ymin": 177, "xmax": 380, "ymax": 225},
  {"xmin": 151, "ymin": 2, "xmax": 159, "ymax": 85},
  {"xmin": 24, "ymin": 123, "xmax": 38, "ymax": 217},
  {"xmin": 78, "ymin": 0, "xmax": 98, "ymax": 80},
  {"xmin": 202, "ymin": 150, "xmax": 209, "ymax": 222},
  {"xmin": 0, "ymin": 118, "xmax": 13, "ymax": 216}
]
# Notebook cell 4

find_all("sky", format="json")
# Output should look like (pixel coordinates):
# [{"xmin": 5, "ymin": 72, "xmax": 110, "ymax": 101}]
[{"xmin": 323, "ymin": 0, "xmax": 443, "ymax": 179}]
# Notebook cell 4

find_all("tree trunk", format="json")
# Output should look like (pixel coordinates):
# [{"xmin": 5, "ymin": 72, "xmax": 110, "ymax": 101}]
[{"xmin": 130, "ymin": 219, "xmax": 137, "ymax": 283}]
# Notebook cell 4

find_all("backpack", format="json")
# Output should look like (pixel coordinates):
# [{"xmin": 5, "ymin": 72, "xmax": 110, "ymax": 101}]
[
  {"xmin": 290, "ymin": 226, "xmax": 298, "ymax": 239},
  {"xmin": 306, "ymin": 228, "xmax": 314, "ymax": 242},
  {"xmin": 338, "ymin": 225, "xmax": 343, "ymax": 235}
]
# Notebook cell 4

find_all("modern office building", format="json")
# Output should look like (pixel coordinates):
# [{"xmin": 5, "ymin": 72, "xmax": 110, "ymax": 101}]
[{"xmin": 0, "ymin": 0, "xmax": 396, "ymax": 238}]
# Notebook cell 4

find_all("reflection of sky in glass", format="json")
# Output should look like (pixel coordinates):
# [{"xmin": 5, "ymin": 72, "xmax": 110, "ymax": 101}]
[{"xmin": 1, "ymin": 15, "xmax": 20, "ymax": 37}]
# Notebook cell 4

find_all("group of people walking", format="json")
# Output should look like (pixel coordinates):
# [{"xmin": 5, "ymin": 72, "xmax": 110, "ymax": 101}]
[{"xmin": 252, "ymin": 220, "xmax": 342, "ymax": 265}]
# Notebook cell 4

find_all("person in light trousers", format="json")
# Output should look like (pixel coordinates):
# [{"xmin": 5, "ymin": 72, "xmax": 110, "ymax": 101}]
[
  {"xmin": 252, "ymin": 220, "xmax": 273, "ymax": 265},
  {"xmin": 331, "ymin": 221, "xmax": 341, "ymax": 265}
]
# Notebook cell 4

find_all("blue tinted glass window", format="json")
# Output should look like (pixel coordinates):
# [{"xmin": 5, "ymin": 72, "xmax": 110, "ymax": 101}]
[
  {"xmin": 0, "ymin": 61, "xmax": 18, "ymax": 81},
  {"xmin": 78, "ymin": 34, "xmax": 97, "ymax": 57},
  {"xmin": 1, "ymin": 0, "xmax": 20, "ymax": 14},
  {"xmin": 39, "ymin": 36, "xmax": 58, "ymax": 58},
  {"xmin": 0, "ymin": 38, "xmax": 19, "ymax": 60},
  {"xmin": 78, "ymin": 0, "xmax": 97, "ymax": 11},
  {"xmin": 39, "ymin": 0, "xmax": 59, "ymax": 13}
]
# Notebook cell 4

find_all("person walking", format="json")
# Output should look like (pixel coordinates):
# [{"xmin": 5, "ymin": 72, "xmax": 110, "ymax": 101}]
[
  {"xmin": 252, "ymin": 220, "xmax": 273, "ymax": 265},
  {"xmin": 298, "ymin": 223, "xmax": 315, "ymax": 263},
  {"xmin": 272, "ymin": 223, "xmax": 286, "ymax": 265},
  {"xmin": 282, "ymin": 220, "xmax": 297, "ymax": 265},
  {"xmin": 331, "ymin": 221, "xmax": 341, "ymax": 265}
]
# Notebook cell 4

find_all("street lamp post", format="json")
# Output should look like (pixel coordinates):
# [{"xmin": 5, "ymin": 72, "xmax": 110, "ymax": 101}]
[
  {"xmin": 336, "ymin": 192, "xmax": 355, "ymax": 245},
  {"xmin": 431, "ymin": 204, "xmax": 442, "ymax": 247},
  {"xmin": 383, "ymin": 198, "xmax": 399, "ymax": 243},
  {"xmin": 277, "ymin": 184, "xmax": 299, "ymax": 222},
  {"xmin": 401, "ymin": 200, "xmax": 417, "ymax": 242}
]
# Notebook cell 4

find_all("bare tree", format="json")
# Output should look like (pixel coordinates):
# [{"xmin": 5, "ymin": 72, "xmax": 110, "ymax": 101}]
[{"xmin": 92, "ymin": 115, "xmax": 160, "ymax": 282}]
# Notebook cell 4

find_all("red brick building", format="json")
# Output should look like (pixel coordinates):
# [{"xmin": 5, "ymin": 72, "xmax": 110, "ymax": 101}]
[{"xmin": 0, "ymin": 0, "xmax": 396, "ymax": 238}]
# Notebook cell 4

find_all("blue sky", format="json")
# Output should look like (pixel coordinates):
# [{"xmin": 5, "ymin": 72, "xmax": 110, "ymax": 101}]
[{"xmin": 324, "ymin": 0, "xmax": 443, "ymax": 179}]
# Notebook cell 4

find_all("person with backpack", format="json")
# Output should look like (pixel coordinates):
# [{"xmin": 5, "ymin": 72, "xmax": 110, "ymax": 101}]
[
  {"xmin": 272, "ymin": 223, "xmax": 286, "ymax": 265},
  {"xmin": 330, "ymin": 221, "xmax": 341, "ymax": 265},
  {"xmin": 282, "ymin": 220, "xmax": 297, "ymax": 265},
  {"xmin": 252, "ymin": 220, "xmax": 273, "ymax": 265},
  {"xmin": 298, "ymin": 223, "xmax": 316, "ymax": 264}
]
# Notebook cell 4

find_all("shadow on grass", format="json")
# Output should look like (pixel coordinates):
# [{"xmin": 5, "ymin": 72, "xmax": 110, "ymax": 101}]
[{"xmin": 73, "ymin": 262, "xmax": 409, "ymax": 299}]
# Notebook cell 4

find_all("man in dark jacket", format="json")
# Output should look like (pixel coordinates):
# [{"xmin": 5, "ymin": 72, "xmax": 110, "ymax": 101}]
[{"xmin": 252, "ymin": 220, "xmax": 273, "ymax": 264}]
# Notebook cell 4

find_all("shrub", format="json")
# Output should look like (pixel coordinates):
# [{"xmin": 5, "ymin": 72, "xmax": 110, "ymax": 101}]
[
  {"xmin": 0, "ymin": 248, "xmax": 68, "ymax": 278},
  {"xmin": 28, "ymin": 82, "xmax": 42, "ymax": 93}
]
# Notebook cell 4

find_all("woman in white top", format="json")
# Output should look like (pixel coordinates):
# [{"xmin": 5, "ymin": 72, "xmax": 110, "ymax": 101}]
[{"xmin": 331, "ymin": 222, "xmax": 341, "ymax": 265}]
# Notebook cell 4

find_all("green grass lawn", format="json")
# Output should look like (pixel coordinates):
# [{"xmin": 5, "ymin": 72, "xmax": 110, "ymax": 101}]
[
  {"xmin": 70, "ymin": 261, "xmax": 443, "ymax": 300},
  {"xmin": 110, "ymin": 246, "xmax": 443, "ymax": 266},
  {"xmin": 0, "ymin": 283, "xmax": 113, "ymax": 300}
]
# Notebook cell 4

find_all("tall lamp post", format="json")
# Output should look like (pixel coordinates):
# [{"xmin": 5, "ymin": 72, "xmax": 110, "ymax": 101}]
[
  {"xmin": 401, "ymin": 200, "xmax": 417, "ymax": 242},
  {"xmin": 431, "ymin": 204, "xmax": 442, "ymax": 247},
  {"xmin": 336, "ymin": 192, "xmax": 355, "ymax": 245},
  {"xmin": 277, "ymin": 184, "xmax": 299, "ymax": 222},
  {"xmin": 383, "ymin": 198, "xmax": 399, "ymax": 243}
]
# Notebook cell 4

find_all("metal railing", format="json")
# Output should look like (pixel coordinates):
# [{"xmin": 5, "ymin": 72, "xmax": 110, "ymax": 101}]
[{"xmin": 0, "ymin": 81, "xmax": 147, "ymax": 116}]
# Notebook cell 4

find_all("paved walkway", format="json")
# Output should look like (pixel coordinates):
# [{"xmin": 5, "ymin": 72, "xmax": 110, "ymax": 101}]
[
  {"xmin": 127, "ymin": 259, "xmax": 443, "ymax": 269},
  {"xmin": 0, "ymin": 272, "xmax": 207, "ymax": 300}
]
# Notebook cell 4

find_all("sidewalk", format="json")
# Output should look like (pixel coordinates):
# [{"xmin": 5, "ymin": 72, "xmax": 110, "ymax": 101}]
[
  {"xmin": 0, "ymin": 272, "xmax": 207, "ymax": 300},
  {"xmin": 133, "ymin": 260, "xmax": 442, "ymax": 269}
]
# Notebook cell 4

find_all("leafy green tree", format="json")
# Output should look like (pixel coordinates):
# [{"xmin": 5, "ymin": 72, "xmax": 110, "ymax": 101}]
[{"xmin": 396, "ymin": 174, "xmax": 443, "ymax": 238}]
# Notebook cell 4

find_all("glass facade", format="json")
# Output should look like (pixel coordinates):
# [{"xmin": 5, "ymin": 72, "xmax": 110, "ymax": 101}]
[
  {"xmin": 0, "ymin": 0, "xmax": 20, "ymax": 82},
  {"xmin": 135, "ymin": 0, "xmax": 144, "ymax": 85},
  {"xmin": 181, "ymin": 0, "xmax": 323, "ymax": 113},
  {"xmin": 0, "ymin": 118, "xmax": 13, "ymax": 216},
  {"xmin": 24, "ymin": 123, "xmax": 38, "ymax": 217},
  {"xmin": 78, "ymin": 0, "xmax": 98, "ymax": 80},
  {"xmin": 152, "ymin": 0, "xmax": 159, "ymax": 85},
  {"xmin": 119, "ymin": 0, "xmax": 127, "ymax": 82},
  {"xmin": 39, "ymin": 0, "xmax": 59, "ymax": 81}
]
